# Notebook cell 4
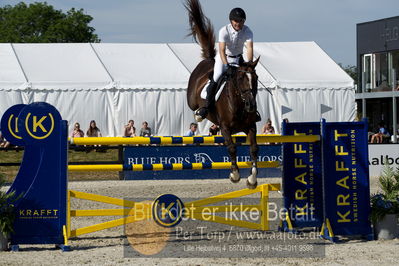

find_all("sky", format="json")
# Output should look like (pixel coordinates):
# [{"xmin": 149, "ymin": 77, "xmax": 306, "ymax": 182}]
[{"xmin": 2, "ymin": 0, "xmax": 399, "ymax": 66}]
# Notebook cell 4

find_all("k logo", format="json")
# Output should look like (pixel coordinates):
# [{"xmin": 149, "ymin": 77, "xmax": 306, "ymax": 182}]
[
  {"xmin": 152, "ymin": 194, "xmax": 185, "ymax": 228},
  {"xmin": 25, "ymin": 113, "xmax": 55, "ymax": 139}
]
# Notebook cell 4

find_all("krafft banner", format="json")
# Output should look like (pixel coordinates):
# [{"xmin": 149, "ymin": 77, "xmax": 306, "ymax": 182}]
[
  {"xmin": 282, "ymin": 119, "xmax": 372, "ymax": 239},
  {"xmin": 322, "ymin": 120, "xmax": 372, "ymax": 237},
  {"xmin": 123, "ymin": 145, "xmax": 282, "ymax": 180},
  {"xmin": 0, "ymin": 103, "xmax": 68, "ymax": 247},
  {"xmin": 282, "ymin": 122, "xmax": 323, "ymax": 228}
]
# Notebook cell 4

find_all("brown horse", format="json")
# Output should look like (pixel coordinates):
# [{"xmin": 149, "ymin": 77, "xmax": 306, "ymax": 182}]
[{"xmin": 184, "ymin": 0, "xmax": 260, "ymax": 189}]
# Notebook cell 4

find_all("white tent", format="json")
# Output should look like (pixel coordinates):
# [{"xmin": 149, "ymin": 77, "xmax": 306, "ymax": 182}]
[{"xmin": 0, "ymin": 42, "xmax": 354, "ymax": 136}]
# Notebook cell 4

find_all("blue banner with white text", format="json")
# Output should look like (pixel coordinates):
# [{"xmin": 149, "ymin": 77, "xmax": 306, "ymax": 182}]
[{"xmin": 123, "ymin": 144, "xmax": 282, "ymax": 180}]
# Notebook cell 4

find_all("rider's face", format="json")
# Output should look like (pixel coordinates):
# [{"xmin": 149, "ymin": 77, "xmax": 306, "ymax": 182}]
[{"xmin": 231, "ymin": 19, "xmax": 245, "ymax": 31}]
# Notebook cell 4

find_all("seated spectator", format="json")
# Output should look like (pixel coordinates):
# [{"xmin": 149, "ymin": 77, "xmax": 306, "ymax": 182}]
[
  {"xmin": 139, "ymin": 121, "xmax": 152, "ymax": 137},
  {"xmin": 261, "ymin": 119, "xmax": 275, "ymax": 134},
  {"xmin": 209, "ymin": 124, "xmax": 220, "ymax": 136},
  {"xmin": 185, "ymin": 123, "xmax": 198, "ymax": 136},
  {"xmin": 0, "ymin": 131, "xmax": 5, "ymax": 147},
  {"xmin": 370, "ymin": 122, "xmax": 390, "ymax": 143},
  {"xmin": 71, "ymin": 122, "xmax": 84, "ymax": 138},
  {"xmin": 86, "ymin": 120, "xmax": 102, "ymax": 137},
  {"xmin": 124, "ymin": 120, "xmax": 136, "ymax": 137},
  {"xmin": 368, "ymin": 131, "xmax": 374, "ymax": 142},
  {"xmin": 0, "ymin": 131, "xmax": 10, "ymax": 148},
  {"xmin": 376, "ymin": 80, "xmax": 390, "ymax": 91}
]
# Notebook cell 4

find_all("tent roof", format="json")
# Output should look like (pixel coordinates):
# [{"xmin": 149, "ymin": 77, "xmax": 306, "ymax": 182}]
[
  {"xmin": 0, "ymin": 42, "xmax": 353, "ymax": 90},
  {"xmin": 0, "ymin": 44, "xmax": 27, "ymax": 89},
  {"xmin": 254, "ymin": 42, "xmax": 353, "ymax": 89}
]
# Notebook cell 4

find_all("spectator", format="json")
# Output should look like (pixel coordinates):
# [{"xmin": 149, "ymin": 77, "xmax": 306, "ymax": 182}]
[
  {"xmin": 0, "ymin": 131, "xmax": 10, "ymax": 148},
  {"xmin": 86, "ymin": 120, "xmax": 102, "ymax": 137},
  {"xmin": 261, "ymin": 119, "xmax": 275, "ymax": 134},
  {"xmin": 209, "ymin": 124, "xmax": 220, "ymax": 135},
  {"xmin": 185, "ymin": 123, "xmax": 198, "ymax": 136},
  {"xmin": 139, "ymin": 121, "xmax": 152, "ymax": 137},
  {"xmin": 124, "ymin": 120, "xmax": 136, "ymax": 137},
  {"xmin": 71, "ymin": 122, "xmax": 84, "ymax": 138},
  {"xmin": 0, "ymin": 131, "xmax": 5, "ymax": 147},
  {"xmin": 371, "ymin": 122, "xmax": 390, "ymax": 143}
]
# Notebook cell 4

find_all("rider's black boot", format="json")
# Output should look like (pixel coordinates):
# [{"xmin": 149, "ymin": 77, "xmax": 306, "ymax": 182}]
[{"xmin": 195, "ymin": 79, "xmax": 217, "ymax": 121}]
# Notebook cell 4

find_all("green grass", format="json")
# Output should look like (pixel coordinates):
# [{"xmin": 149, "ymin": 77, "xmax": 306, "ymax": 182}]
[{"xmin": 0, "ymin": 148, "xmax": 120, "ymax": 183}]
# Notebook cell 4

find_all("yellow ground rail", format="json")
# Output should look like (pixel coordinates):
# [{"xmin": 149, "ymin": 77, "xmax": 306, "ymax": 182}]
[{"xmin": 67, "ymin": 183, "xmax": 281, "ymax": 238}]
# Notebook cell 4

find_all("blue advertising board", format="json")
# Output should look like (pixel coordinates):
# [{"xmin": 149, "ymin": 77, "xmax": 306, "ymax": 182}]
[
  {"xmin": 123, "ymin": 144, "xmax": 282, "ymax": 180},
  {"xmin": 321, "ymin": 120, "xmax": 372, "ymax": 237},
  {"xmin": 282, "ymin": 119, "xmax": 372, "ymax": 239},
  {"xmin": 282, "ymin": 122, "xmax": 323, "ymax": 228},
  {"xmin": 0, "ymin": 102, "xmax": 68, "ymax": 248}
]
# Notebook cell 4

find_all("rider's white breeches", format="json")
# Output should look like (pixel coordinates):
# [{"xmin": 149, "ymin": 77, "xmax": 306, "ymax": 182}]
[{"xmin": 212, "ymin": 54, "xmax": 241, "ymax": 82}]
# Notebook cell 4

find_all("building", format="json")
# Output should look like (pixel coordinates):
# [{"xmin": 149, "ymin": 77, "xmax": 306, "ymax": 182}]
[{"xmin": 357, "ymin": 16, "xmax": 399, "ymax": 142}]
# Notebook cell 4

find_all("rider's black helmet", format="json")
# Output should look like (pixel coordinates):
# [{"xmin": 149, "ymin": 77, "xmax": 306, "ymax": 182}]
[{"xmin": 229, "ymin": 8, "xmax": 246, "ymax": 22}]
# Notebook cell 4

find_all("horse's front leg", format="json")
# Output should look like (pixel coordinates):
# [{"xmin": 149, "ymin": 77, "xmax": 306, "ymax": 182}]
[
  {"xmin": 247, "ymin": 126, "xmax": 258, "ymax": 189},
  {"xmin": 222, "ymin": 128, "xmax": 240, "ymax": 183}
]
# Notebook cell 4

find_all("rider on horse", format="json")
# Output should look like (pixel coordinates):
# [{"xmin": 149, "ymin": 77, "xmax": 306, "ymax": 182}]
[
  {"xmin": 195, "ymin": 7, "xmax": 260, "ymax": 122},
  {"xmin": 186, "ymin": 0, "xmax": 261, "ymax": 188}
]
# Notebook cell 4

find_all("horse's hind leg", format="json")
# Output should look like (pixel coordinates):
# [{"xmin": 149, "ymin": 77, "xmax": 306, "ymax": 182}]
[
  {"xmin": 222, "ymin": 128, "xmax": 240, "ymax": 183},
  {"xmin": 247, "ymin": 126, "xmax": 258, "ymax": 189}
]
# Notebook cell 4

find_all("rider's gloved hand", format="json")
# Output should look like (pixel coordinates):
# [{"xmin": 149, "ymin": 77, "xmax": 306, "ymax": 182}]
[{"xmin": 225, "ymin": 64, "xmax": 235, "ymax": 76}]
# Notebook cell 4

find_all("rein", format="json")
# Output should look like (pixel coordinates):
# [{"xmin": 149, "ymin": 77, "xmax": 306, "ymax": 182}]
[
  {"xmin": 238, "ymin": 69, "xmax": 272, "ymax": 96},
  {"xmin": 237, "ymin": 69, "xmax": 255, "ymax": 74},
  {"xmin": 228, "ymin": 68, "xmax": 256, "ymax": 111}
]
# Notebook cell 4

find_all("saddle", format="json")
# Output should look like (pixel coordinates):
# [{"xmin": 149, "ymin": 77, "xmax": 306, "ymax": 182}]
[{"xmin": 200, "ymin": 66, "xmax": 236, "ymax": 101}]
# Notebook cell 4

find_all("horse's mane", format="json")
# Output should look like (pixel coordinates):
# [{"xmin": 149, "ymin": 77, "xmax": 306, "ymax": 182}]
[{"xmin": 184, "ymin": 0, "xmax": 216, "ymax": 60}]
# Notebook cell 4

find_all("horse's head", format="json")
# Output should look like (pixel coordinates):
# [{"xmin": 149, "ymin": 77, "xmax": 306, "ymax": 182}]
[{"xmin": 229, "ymin": 57, "xmax": 260, "ymax": 113}]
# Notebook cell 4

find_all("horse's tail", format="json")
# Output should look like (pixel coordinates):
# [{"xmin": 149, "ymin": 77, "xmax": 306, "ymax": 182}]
[{"xmin": 184, "ymin": 0, "xmax": 216, "ymax": 60}]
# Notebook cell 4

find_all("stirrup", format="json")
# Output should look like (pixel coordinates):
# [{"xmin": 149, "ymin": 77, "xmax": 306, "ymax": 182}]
[{"xmin": 256, "ymin": 111, "xmax": 261, "ymax": 122}]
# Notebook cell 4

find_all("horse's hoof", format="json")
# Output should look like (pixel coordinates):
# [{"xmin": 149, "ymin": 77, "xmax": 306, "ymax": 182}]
[
  {"xmin": 247, "ymin": 167, "xmax": 257, "ymax": 186},
  {"xmin": 195, "ymin": 115, "xmax": 204, "ymax": 122},
  {"xmin": 229, "ymin": 172, "xmax": 240, "ymax": 183},
  {"xmin": 246, "ymin": 180, "xmax": 258, "ymax": 189}
]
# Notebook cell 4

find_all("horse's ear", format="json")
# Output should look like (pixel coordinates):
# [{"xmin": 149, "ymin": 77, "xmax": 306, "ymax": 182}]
[{"xmin": 252, "ymin": 56, "xmax": 260, "ymax": 68}]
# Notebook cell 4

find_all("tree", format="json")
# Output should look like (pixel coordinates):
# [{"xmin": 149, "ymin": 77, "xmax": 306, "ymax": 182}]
[
  {"xmin": 0, "ymin": 2, "xmax": 100, "ymax": 43},
  {"xmin": 339, "ymin": 64, "xmax": 358, "ymax": 84}
]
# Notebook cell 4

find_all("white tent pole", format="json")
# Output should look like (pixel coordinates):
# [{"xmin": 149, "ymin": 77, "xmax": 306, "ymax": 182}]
[
  {"xmin": 10, "ymin": 43, "xmax": 28, "ymax": 83},
  {"xmin": 89, "ymin": 43, "xmax": 114, "ymax": 82},
  {"xmin": 253, "ymin": 50, "xmax": 277, "ymax": 82},
  {"xmin": 166, "ymin": 43, "xmax": 192, "ymax": 74},
  {"xmin": 252, "ymin": 50, "xmax": 277, "ymax": 91}
]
